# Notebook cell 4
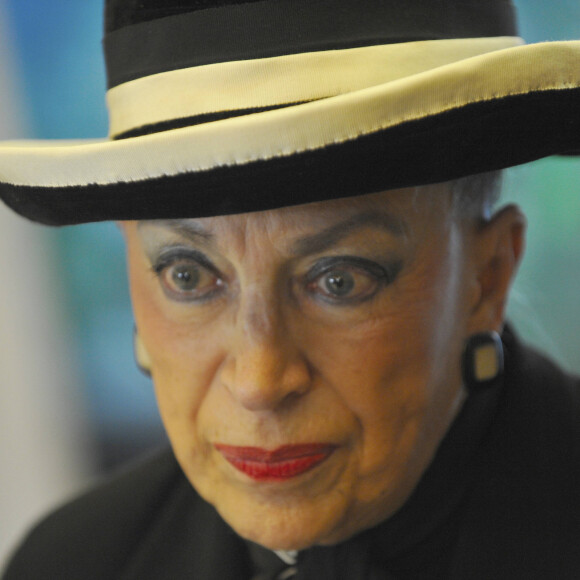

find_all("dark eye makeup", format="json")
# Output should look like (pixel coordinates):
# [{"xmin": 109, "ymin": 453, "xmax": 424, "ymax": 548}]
[
  {"xmin": 150, "ymin": 245, "xmax": 401, "ymax": 306},
  {"xmin": 151, "ymin": 247, "xmax": 225, "ymax": 302},
  {"xmin": 303, "ymin": 256, "xmax": 402, "ymax": 305}
]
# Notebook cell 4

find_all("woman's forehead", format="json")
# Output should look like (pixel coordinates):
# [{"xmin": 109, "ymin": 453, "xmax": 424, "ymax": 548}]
[
  {"xmin": 138, "ymin": 210, "xmax": 411, "ymax": 262},
  {"xmin": 136, "ymin": 183, "xmax": 452, "ymax": 242}
]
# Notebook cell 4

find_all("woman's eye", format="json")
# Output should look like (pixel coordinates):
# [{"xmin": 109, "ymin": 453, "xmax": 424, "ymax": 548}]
[
  {"xmin": 167, "ymin": 261, "xmax": 202, "ymax": 291},
  {"xmin": 305, "ymin": 257, "xmax": 399, "ymax": 304},
  {"xmin": 153, "ymin": 253, "xmax": 224, "ymax": 301},
  {"xmin": 312, "ymin": 268, "xmax": 376, "ymax": 301},
  {"xmin": 320, "ymin": 270, "xmax": 357, "ymax": 297}
]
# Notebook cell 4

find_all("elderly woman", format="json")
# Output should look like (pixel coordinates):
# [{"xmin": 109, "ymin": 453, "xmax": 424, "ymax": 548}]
[{"xmin": 1, "ymin": 0, "xmax": 579, "ymax": 578}]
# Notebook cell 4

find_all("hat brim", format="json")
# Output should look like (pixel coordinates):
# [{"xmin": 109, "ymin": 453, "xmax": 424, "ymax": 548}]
[{"xmin": 0, "ymin": 40, "xmax": 578, "ymax": 225}]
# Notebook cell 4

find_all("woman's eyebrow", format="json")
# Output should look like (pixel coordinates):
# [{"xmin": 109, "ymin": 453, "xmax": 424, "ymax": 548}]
[
  {"xmin": 138, "ymin": 219, "xmax": 214, "ymax": 243},
  {"xmin": 291, "ymin": 210, "xmax": 407, "ymax": 257}
]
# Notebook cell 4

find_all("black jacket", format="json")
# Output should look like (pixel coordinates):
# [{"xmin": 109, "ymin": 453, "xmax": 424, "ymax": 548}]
[{"xmin": 3, "ymin": 330, "xmax": 580, "ymax": 579}]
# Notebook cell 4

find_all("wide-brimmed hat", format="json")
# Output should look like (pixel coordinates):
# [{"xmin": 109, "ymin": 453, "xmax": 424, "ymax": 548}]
[{"xmin": 0, "ymin": 0, "xmax": 578, "ymax": 225}]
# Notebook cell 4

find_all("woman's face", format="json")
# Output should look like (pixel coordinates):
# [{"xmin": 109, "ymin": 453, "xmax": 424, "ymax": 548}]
[{"xmin": 123, "ymin": 186, "xmax": 490, "ymax": 550}]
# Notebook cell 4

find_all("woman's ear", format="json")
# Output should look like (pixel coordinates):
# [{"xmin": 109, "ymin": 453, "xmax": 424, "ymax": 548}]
[{"xmin": 468, "ymin": 204, "xmax": 526, "ymax": 333}]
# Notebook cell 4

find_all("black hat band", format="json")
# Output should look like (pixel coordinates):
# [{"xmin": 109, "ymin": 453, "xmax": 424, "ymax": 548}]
[{"xmin": 104, "ymin": 0, "xmax": 517, "ymax": 89}]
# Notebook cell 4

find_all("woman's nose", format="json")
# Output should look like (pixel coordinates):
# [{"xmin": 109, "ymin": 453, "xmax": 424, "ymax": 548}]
[{"xmin": 219, "ymin": 295, "xmax": 311, "ymax": 411}]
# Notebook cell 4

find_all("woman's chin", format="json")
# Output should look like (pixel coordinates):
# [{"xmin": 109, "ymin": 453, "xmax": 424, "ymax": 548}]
[
  {"xmin": 222, "ymin": 502, "xmax": 349, "ymax": 551},
  {"xmin": 203, "ymin": 476, "xmax": 355, "ymax": 551},
  {"xmin": 209, "ymin": 473, "xmax": 408, "ymax": 551}
]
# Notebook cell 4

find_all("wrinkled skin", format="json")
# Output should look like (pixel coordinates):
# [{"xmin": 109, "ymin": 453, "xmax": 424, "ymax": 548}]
[{"xmin": 121, "ymin": 184, "xmax": 525, "ymax": 550}]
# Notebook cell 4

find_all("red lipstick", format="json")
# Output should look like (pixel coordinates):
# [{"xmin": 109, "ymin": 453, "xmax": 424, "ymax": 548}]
[{"xmin": 215, "ymin": 443, "xmax": 335, "ymax": 481}]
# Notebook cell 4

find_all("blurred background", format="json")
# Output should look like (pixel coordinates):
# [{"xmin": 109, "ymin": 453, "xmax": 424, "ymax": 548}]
[{"xmin": 0, "ymin": 0, "xmax": 578, "ymax": 569}]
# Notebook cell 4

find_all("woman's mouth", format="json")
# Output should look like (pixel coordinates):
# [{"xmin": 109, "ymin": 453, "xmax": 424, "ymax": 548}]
[{"xmin": 214, "ymin": 443, "xmax": 336, "ymax": 481}]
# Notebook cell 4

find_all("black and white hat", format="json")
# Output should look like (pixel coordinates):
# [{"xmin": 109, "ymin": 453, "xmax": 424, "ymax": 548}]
[{"xmin": 0, "ymin": 0, "xmax": 578, "ymax": 225}]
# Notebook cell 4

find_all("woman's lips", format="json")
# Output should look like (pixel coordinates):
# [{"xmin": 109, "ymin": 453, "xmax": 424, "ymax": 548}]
[{"xmin": 214, "ymin": 443, "xmax": 336, "ymax": 481}]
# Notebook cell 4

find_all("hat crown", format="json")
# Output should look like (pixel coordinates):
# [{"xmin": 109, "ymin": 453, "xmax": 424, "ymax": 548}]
[{"xmin": 104, "ymin": 0, "xmax": 518, "ymax": 90}]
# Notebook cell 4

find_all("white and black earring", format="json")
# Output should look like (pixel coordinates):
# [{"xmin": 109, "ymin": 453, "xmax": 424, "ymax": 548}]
[
  {"xmin": 133, "ymin": 327, "xmax": 152, "ymax": 377},
  {"xmin": 461, "ymin": 331, "xmax": 504, "ymax": 392}
]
